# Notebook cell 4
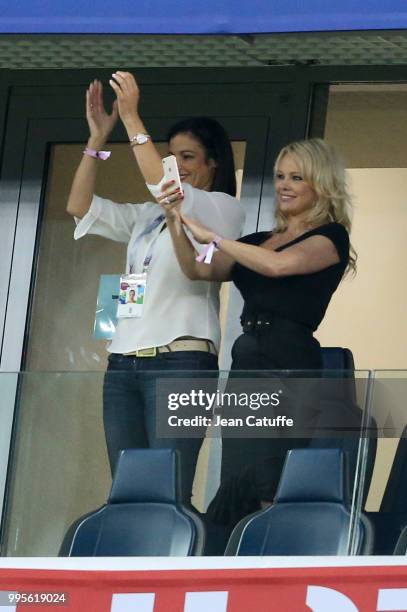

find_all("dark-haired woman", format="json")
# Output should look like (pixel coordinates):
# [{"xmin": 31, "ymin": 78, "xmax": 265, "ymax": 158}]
[{"xmin": 66, "ymin": 72, "xmax": 245, "ymax": 503}]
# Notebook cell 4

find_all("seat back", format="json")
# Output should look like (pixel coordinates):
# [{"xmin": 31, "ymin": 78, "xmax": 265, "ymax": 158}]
[
  {"xmin": 321, "ymin": 346, "xmax": 356, "ymax": 405},
  {"xmin": 381, "ymin": 425, "xmax": 407, "ymax": 513},
  {"xmin": 225, "ymin": 448, "xmax": 373, "ymax": 556},
  {"xmin": 393, "ymin": 524, "xmax": 407, "ymax": 555},
  {"xmin": 312, "ymin": 347, "xmax": 377, "ymax": 506},
  {"xmin": 62, "ymin": 449, "xmax": 204, "ymax": 556},
  {"xmin": 321, "ymin": 347, "xmax": 355, "ymax": 370}
]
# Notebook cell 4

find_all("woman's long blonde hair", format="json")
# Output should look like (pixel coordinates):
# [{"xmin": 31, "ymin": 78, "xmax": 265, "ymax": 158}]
[{"xmin": 274, "ymin": 138, "xmax": 357, "ymax": 274}]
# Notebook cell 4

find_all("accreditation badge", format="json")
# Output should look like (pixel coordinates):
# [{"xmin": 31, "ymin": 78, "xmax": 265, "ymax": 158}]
[{"xmin": 117, "ymin": 273, "xmax": 147, "ymax": 318}]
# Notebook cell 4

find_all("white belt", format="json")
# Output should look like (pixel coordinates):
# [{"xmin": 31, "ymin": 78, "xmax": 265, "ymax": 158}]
[{"xmin": 123, "ymin": 339, "xmax": 217, "ymax": 358}]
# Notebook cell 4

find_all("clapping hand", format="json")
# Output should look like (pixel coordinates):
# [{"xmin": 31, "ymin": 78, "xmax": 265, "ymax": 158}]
[
  {"xmin": 86, "ymin": 80, "xmax": 118, "ymax": 146},
  {"xmin": 109, "ymin": 71, "xmax": 141, "ymax": 125}
]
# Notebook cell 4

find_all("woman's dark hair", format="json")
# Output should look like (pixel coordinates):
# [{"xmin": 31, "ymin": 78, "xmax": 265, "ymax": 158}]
[{"xmin": 167, "ymin": 117, "xmax": 237, "ymax": 196}]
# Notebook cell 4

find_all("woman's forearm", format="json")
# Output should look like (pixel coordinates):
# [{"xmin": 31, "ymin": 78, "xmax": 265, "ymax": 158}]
[
  {"xmin": 177, "ymin": 216, "xmax": 278, "ymax": 277},
  {"xmin": 122, "ymin": 115, "xmax": 164, "ymax": 185},
  {"xmin": 67, "ymin": 78, "xmax": 118, "ymax": 219},
  {"xmin": 66, "ymin": 136, "xmax": 104, "ymax": 219},
  {"xmin": 216, "ymin": 236, "xmax": 337, "ymax": 277},
  {"xmin": 217, "ymin": 238, "xmax": 282, "ymax": 277},
  {"xmin": 166, "ymin": 216, "xmax": 234, "ymax": 282},
  {"xmin": 109, "ymin": 73, "xmax": 164, "ymax": 185},
  {"xmin": 166, "ymin": 218, "xmax": 208, "ymax": 280}
]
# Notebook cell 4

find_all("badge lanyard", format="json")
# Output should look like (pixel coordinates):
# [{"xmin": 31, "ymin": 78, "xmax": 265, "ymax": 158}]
[
  {"xmin": 128, "ymin": 213, "xmax": 165, "ymax": 274},
  {"xmin": 117, "ymin": 214, "xmax": 166, "ymax": 319}
]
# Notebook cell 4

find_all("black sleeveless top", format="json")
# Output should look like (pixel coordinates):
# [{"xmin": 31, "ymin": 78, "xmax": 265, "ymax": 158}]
[{"xmin": 231, "ymin": 222, "xmax": 350, "ymax": 331}]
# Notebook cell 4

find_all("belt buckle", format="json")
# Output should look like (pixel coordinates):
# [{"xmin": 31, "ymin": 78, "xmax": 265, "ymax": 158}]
[{"xmin": 135, "ymin": 347, "xmax": 157, "ymax": 357}]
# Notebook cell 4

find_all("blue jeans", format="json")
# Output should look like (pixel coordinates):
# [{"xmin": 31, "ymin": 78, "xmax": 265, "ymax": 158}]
[{"xmin": 103, "ymin": 350, "xmax": 218, "ymax": 504}]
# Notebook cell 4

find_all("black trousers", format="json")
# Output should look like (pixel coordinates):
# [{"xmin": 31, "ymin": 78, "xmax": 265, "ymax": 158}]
[{"xmin": 204, "ymin": 323, "xmax": 322, "ymax": 554}]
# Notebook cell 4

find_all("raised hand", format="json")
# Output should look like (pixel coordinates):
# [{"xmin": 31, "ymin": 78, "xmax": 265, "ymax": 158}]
[
  {"xmin": 86, "ymin": 79, "xmax": 118, "ymax": 147},
  {"xmin": 109, "ymin": 71, "xmax": 141, "ymax": 125}
]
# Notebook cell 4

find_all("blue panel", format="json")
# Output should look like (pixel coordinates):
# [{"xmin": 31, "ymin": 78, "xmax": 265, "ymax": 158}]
[
  {"xmin": 1, "ymin": 0, "xmax": 407, "ymax": 33},
  {"xmin": 94, "ymin": 274, "xmax": 119, "ymax": 341}
]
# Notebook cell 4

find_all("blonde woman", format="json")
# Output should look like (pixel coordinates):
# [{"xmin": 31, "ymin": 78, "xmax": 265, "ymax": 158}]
[{"xmin": 158, "ymin": 138, "xmax": 355, "ymax": 549}]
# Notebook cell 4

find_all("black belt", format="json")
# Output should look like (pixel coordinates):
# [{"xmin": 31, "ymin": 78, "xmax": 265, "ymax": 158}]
[{"xmin": 241, "ymin": 312, "xmax": 312, "ymax": 335}]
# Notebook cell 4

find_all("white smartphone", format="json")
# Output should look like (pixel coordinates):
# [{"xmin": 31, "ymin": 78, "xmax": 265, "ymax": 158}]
[{"xmin": 162, "ymin": 154, "xmax": 183, "ymax": 193}]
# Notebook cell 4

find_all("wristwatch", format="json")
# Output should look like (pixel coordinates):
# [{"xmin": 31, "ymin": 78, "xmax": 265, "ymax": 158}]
[{"xmin": 129, "ymin": 133, "xmax": 151, "ymax": 146}]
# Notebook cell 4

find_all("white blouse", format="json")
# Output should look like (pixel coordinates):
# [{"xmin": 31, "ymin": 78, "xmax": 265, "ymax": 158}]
[{"xmin": 74, "ymin": 183, "xmax": 245, "ymax": 354}]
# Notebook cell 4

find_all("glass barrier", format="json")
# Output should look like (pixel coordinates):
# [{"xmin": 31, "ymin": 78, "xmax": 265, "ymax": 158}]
[
  {"xmin": 353, "ymin": 370, "xmax": 407, "ymax": 556},
  {"xmin": 0, "ymin": 369, "xmax": 372, "ymax": 557}
]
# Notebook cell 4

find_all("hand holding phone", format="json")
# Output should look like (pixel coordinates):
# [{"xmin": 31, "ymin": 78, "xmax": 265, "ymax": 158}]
[{"xmin": 162, "ymin": 155, "xmax": 183, "ymax": 194}]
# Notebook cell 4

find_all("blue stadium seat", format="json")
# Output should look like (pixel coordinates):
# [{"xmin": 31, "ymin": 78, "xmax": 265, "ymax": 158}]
[
  {"xmin": 380, "ymin": 426, "xmax": 407, "ymax": 554},
  {"xmin": 321, "ymin": 346, "xmax": 356, "ymax": 405},
  {"xmin": 381, "ymin": 424, "xmax": 407, "ymax": 513},
  {"xmin": 225, "ymin": 448, "xmax": 374, "ymax": 555},
  {"xmin": 313, "ymin": 347, "xmax": 377, "ymax": 506},
  {"xmin": 321, "ymin": 346, "xmax": 355, "ymax": 370},
  {"xmin": 60, "ymin": 449, "xmax": 205, "ymax": 556}
]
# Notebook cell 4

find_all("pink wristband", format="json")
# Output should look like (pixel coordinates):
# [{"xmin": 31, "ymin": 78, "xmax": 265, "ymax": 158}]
[
  {"xmin": 195, "ymin": 235, "xmax": 223, "ymax": 264},
  {"xmin": 83, "ymin": 147, "xmax": 111, "ymax": 160}
]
